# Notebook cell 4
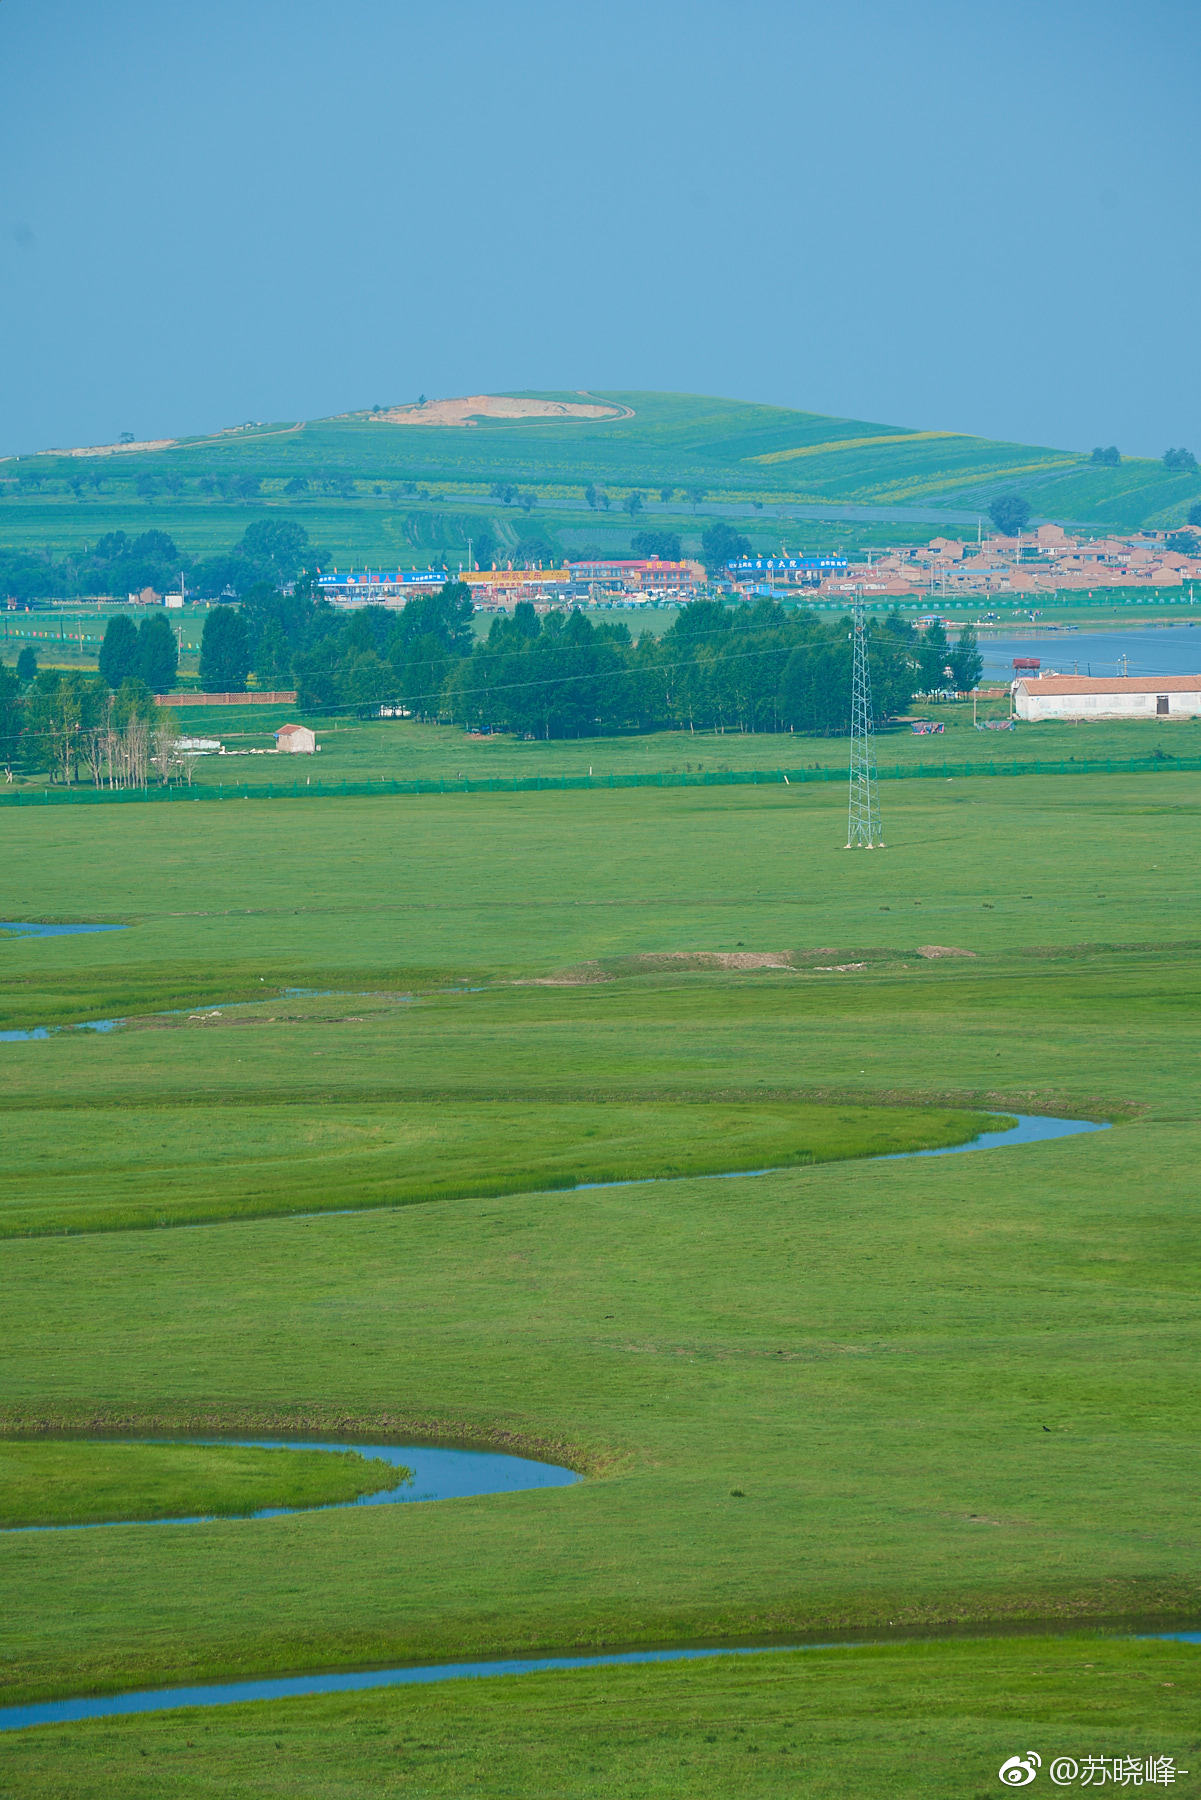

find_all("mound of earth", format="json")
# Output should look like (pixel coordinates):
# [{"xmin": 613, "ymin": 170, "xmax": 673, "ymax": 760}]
[
  {"xmin": 52, "ymin": 437, "xmax": 177, "ymax": 459},
  {"xmin": 915, "ymin": 945, "xmax": 978, "ymax": 959},
  {"xmin": 361, "ymin": 394, "xmax": 633, "ymax": 428},
  {"xmin": 605, "ymin": 951, "xmax": 796, "ymax": 975}
]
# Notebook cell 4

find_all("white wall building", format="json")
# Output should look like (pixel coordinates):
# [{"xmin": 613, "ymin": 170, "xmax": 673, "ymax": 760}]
[
  {"xmin": 1013, "ymin": 675, "xmax": 1201, "ymax": 721},
  {"xmin": 275, "ymin": 723, "xmax": 317, "ymax": 753}
]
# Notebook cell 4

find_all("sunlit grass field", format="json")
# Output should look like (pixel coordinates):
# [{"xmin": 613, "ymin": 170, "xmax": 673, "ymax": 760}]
[
  {"xmin": 0, "ymin": 1093, "xmax": 995, "ymax": 1236},
  {"xmin": 161, "ymin": 704, "xmax": 1201, "ymax": 790},
  {"xmin": 0, "ymin": 1441, "xmax": 395, "ymax": 1528},
  {"xmin": 1, "ymin": 770, "xmax": 1199, "ymax": 1791},
  {"xmin": 3, "ymin": 1636, "xmax": 1197, "ymax": 1800}
]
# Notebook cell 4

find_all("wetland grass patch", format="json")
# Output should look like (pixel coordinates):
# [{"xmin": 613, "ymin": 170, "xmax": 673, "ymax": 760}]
[
  {"xmin": 1, "ymin": 1636, "xmax": 1196, "ymax": 1798},
  {"xmin": 2, "ymin": 772, "xmax": 1200, "ymax": 1749},
  {"xmin": 0, "ymin": 1442, "xmax": 398, "ymax": 1529},
  {"xmin": 0, "ymin": 1098, "xmax": 997, "ymax": 1235}
]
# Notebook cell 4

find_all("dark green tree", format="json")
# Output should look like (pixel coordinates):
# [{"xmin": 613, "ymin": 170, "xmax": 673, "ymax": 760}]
[
  {"xmin": 238, "ymin": 518, "xmax": 311, "ymax": 582},
  {"xmin": 132, "ymin": 530, "xmax": 179, "ymax": 563},
  {"xmin": 917, "ymin": 621, "xmax": 951, "ymax": 691},
  {"xmin": 1163, "ymin": 448, "xmax": 1198, "ymax": 473},
  {"xmin": 25, "ymin": 670, "xmax": 106, "ymax": 783},
  {"xmin": 988, "ymin": 494, "xmax": 1032, "ymax": 536},
  {"xmin": 0, "ymin": 661, "xmax": 22, "ymax": 765},
  {"xmin": 511, "ymin": 532, "xmax": 555, "ymax": 568},
  {"xmin": 98, "ymin": 614, "xmax": 139, "ymax": 688},
  {"xmin": 136, "ymin": 612, "xmax": 179, "ymax": 692},
  {"xmin": 16, "ymin": 646, "xmax": 37, "ymax": 684},
  {"xmin": 1090, "ymin": 446, "xmax": 1120, "ymax": 466},
  {"xmin": 700, "ymin": 521, "xmax": 752, "ymax": 577},
  {"xmin": 1165, "ymin": 529, "xmax": 1200, "ymax": 556},
  {"xmin": 471, "ymin": 525, "xmax": 498, "ymax": 570},
  {"xmin": 340, "ymin": 650, "xmax": 395, "ymax": 714},
  {"xmin": 948, "ymin": 625, "xmax": 983, "ymax": 693},
  {"xmin": 199, "ymin": 605, "xmax": 251, "ymax": 692},
  {"xmin": 631, "ymin": 529, "xmax": 681, "ymax": 560},
  {"xmin": 0, "ymin": 551, "xmax": 59, "ymax": 603}
]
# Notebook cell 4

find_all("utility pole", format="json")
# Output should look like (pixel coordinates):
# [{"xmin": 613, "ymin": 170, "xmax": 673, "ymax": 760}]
[{"xmin": 846, "ymin": 593, "xmax": 883, "ymax": 848}]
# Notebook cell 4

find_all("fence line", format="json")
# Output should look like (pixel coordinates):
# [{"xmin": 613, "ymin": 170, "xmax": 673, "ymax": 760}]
[{"xmin": 2, "ymin": 754, "xmax": 1200, "ymax": 808}]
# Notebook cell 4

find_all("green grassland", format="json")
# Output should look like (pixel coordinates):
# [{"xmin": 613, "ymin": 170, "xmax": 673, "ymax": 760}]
[
  {"xmin": 5, "ymin": 392, "xmax": 1201, "ymax": 566},
  {"xmin": 0, "ymin": 1442, "xmax": 397, "ymax": 1528},
  {"xmin": 145, "ymin": 702, "xmax": 1201, "ymax": 792},
  {"xmin": 3, "ymin": 1637, "xmax": 1198, "ymax": 1800},
  {"xmin": 1, "ymin": 771, "xmax": 1200, "ymax": 1784},
  {"xmin": 0, "ymin": 1094, "xmax": 996, "ymax": 1237}
]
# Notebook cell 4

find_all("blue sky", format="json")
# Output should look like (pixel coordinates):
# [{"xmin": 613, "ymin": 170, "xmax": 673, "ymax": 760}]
[{"xmin": 2, "ymin": 0, "xmax": 1198, "ymax": 457}]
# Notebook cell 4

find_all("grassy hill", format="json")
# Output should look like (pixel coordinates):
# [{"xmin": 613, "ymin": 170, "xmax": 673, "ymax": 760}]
[{"xmin": 3, "ymin": 390, "xmax": 1199, "ymax": 567}]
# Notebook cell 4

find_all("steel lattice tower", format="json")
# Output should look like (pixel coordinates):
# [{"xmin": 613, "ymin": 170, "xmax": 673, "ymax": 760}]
[{"xmin": 846, "ymin": 596, "xmax": 884, "ymax": 848}]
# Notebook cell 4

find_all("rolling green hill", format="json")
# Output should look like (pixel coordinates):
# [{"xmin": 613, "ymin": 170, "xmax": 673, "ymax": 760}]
[{"xmin": 3, "ymin": 390, "xmax": 1198, "ymax": 568}]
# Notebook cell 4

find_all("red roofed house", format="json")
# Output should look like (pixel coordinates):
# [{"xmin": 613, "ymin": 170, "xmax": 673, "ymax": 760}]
[
  {"xmin": 1013, "ymin": 675, "xmax": 1201, "ymax": 721},
  {"xmin": 275, "ymin": 723, "xmax": 317, "ymax": 754}
]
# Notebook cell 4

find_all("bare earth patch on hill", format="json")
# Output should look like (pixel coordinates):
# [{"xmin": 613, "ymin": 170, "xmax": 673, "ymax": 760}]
[
  {"xmin": 361, "ymin": 394, "xmax": 634, "ymax": 427},
  {"xmin": 46, "ymin": 437, "xmax": 178, "ymax": 459}
]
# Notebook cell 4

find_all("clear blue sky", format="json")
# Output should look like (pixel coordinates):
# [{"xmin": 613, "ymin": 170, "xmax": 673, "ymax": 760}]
[{"xmin": 2, "ymin": 0, "xmax": 1198, "ymax": 459}]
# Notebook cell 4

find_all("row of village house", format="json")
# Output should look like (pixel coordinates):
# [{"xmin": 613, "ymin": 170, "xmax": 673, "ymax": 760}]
[
  {"xmin": 779, "ymin": 524, "xmax": 1201, "ymax": 600},
  {"xmin": 323, "ymin": 527, "xmax": 1201, "ymax": 608}
]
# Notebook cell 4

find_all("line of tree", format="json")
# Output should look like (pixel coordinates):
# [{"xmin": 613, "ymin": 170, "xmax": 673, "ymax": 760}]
[
  {"xmin": 0, "ymin": 518, "xmax": 325, "ymax": 605},
  {"xmin": 0, "ymin": 662, "xmax": 184, "ymax": 787},
  {"xmin": 186, "ymin": 574, "xmax": 981, "ymax": 737},
  {"xmin": 1, "ymin": 579, "xmax": 982, "ymax": 771}
]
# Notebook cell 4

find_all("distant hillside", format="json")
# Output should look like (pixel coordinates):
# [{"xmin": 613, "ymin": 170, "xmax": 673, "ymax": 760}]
[{"xmin": 2, "ymin": 390, "xmax": 1198, "ymax": 568}]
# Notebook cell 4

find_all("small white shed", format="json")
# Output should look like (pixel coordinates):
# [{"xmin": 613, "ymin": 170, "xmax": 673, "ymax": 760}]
[
  {"xmin": 275, "ymin": 723, "xmax": 317, "ymax": 754},
  {"xmin": 1013, "ymin": 675, "xmax": 1201, "ymax": 722}
]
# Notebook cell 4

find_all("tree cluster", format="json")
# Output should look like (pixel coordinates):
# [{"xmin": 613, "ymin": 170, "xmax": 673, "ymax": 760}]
[
  {"xmin": 700, "ymin": 521, "xmax": 752, "ymax": 575},
  {"xmin": 211, "ymin": 577, "xmax": 980, "ymax": 737},
  {"xmin": 0, "ymin": 519, "xmax": 324, "ymax": 605},
  {"xmin": 0, "ymin": 664, "xmax": 183, "ymax": 787},
  {"xmin": 98, "ymin": 611, "xmax": 179, "ymax": 692},
  {"xmin": 988, "ymin": 495, "xmax": 1033, "ymax": 536}
]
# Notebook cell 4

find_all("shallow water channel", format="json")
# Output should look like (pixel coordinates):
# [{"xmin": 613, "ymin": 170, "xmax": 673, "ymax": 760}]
[
  {"xmin": 0, "ymin": 922, "xmax": 127, "ymax": 938},
  {"xmin": 4, "ymin": 1440, "xmax": 579, "ymax": 1536},
  {"xmin": 0, "ymin": 1108, "xmax": 1136, "ymax": 1733}
]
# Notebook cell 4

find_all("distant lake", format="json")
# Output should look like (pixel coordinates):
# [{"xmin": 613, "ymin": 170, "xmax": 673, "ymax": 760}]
[{"xmin": 979, "ymin": 624, "xmax": 1201, "ymax": 682}]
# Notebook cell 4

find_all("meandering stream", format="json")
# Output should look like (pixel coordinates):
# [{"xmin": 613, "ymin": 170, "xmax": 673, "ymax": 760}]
[{"xmin": 0, "ymin": 1108, "xmax": 1137, "ymax": 1733}]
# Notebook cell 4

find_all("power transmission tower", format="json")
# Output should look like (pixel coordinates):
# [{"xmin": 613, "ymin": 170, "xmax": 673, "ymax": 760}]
[{"xmin": 846, "ymin": 595, "xmax": 883, "ymax": 848}]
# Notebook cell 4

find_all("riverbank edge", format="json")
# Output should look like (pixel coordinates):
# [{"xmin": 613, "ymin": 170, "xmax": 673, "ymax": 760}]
[
  {"xmin": 3, "ymin": 1582, "xmax": 1200, "ymax": 1713},
  {"xmin": 0, "ymin": 1093, "xmax": 1133, "ymax": 1243}
]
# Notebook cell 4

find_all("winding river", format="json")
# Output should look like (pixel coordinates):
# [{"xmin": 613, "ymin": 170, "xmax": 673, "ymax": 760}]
[{"xmin": 2, "ymin": 1108, "xmax": 1142, "ymax": 1734}]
